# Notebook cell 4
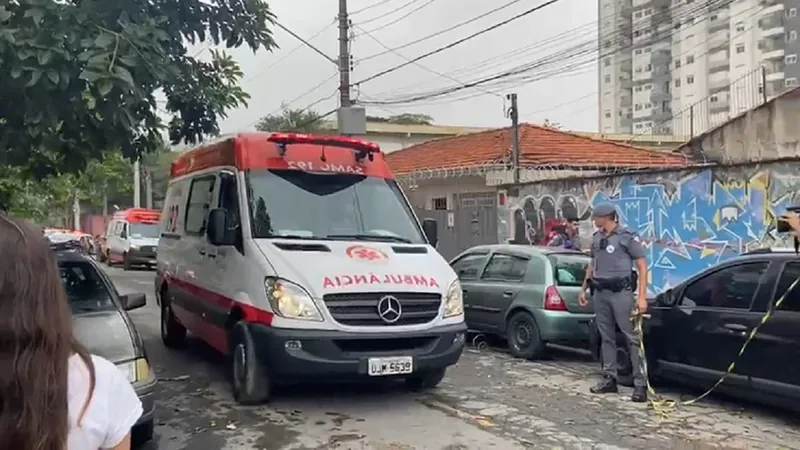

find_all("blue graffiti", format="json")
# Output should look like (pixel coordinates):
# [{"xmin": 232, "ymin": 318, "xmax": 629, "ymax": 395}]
[{"xmin": 591, "ymin": 169, "xmax": 789, "ymax": 293}]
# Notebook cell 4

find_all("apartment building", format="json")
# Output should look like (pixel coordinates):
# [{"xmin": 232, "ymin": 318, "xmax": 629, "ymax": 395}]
[{"xmin": 599, "ymin": 0, "xmax": 800, "ymax": 137}]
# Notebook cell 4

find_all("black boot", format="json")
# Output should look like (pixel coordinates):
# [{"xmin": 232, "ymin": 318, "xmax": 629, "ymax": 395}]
[
  {"xmin": 590, "ymin": 377, "xmax": 618, "ymax": 394},
  {"xmin": 631, "ymin": 386, "xmax": 647, "ymax": 403}
]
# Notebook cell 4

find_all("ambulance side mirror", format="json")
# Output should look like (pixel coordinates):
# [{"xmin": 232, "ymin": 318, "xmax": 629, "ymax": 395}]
[
  {"xmin": 207, "ymin": 208, "xmax": 235, "ymax": 246},
  {"xmin": 422, "ymin": 218, "xmax": 438, "ymax": 247}
]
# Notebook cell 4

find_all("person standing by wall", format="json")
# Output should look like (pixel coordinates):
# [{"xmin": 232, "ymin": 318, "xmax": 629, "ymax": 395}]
[
  {"xmin": 547, "ymin": 216, "xmax": 581, "ymax": 250},
  {"xmin": 0, "ymin": 214, "xmax": 142, "ymax": 449},
  {"xmin": 578, "ymin": 203, "xmax": 649, "ymax": 402}
]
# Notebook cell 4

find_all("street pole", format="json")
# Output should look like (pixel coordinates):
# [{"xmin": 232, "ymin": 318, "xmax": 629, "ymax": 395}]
[
  {"xmin": 338, "ymin": 0, "xmax": 352, "ymax": 115},
  {"xmin": 145, "ymin": 169, "xmax": 153, "ymax": 209},
  {"xmin": 507, "ymin": 93, "xmax": 520, "ymax": 184},
  {"xmin": 133, "ymin": 158, "xmax": 141, "ymax": 208}
]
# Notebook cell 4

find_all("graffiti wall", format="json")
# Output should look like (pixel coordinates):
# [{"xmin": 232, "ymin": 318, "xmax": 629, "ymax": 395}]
[{"xmin": 499, "ymin": 163, "xmax": 800, "ymax": 293}]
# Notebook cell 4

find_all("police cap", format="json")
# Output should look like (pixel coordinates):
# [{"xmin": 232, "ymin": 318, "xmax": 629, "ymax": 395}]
[{"xmin": 591, "ymin": 203, "xmax": 617, "ymax": 218}]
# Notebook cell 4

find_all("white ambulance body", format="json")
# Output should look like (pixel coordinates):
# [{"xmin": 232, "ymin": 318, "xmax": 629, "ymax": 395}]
[{"xmin": 155, "ymin": 132, "xmax": 466, "ymax": 404}]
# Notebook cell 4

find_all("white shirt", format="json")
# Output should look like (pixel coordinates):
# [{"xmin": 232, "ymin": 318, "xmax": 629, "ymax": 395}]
[{"xmin": 67, "ymin": 354, "xmax": 143, "ymax": 450}]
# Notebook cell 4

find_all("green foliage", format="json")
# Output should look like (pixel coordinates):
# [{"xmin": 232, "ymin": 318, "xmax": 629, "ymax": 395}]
[
  {"xmin": 142, "ymin": 147, "xmax": 180, "ymax": 207},
  {"xmin": 366, "ymin": 113, "xmax": 434, "ymax": 125},
  {"xmin": 78, "ymin": 150, "xmax": 134, "ymax": 210},
  {"xmin": 255, "ymin": 105, "xmax": 328, "ymax": 133},
  {"xmin": 0, "ymin": 0, "xmax": 277, "ymax": 183}
]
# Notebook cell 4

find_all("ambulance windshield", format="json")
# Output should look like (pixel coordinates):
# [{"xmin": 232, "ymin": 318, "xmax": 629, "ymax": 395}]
[{"xmin": 246, "ymin": 169, "xmax": 426, "ymax": 244}]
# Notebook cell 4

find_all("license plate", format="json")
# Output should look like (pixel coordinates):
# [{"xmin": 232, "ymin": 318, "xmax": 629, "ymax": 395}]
[{"xmin": 367, "ymin": 357, "xmax": 413, "ymax": 376}]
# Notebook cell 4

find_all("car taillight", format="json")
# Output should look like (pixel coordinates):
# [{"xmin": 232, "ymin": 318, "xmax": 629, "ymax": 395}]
[{"xmin": 544, "ymin": 285, "xmax": 567, "ymax": 311}]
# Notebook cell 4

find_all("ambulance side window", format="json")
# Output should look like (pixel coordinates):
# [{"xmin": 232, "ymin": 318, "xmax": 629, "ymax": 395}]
[{"xmin": 185, "ymin": 176, "xmax": 217, "ymax": 235}]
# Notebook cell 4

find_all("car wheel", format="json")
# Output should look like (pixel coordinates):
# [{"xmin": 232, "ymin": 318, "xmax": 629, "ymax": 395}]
[
  {"xmin": 160, "ymin": 292, "xmax": 187, "ymax": 348},
  {"xmin": 123, "ymin": 253, "xmax": 132, "ymax": 271},
  {"xmin": 405, "ymin": 368, "xmax": 447, "ymax": 391},
  {"xmin": 230, "ymin": 322, "xmax": 271, "ymax": 405},
  {"xmin": 132, "ymin": 419, "xmax": 154, "ymax": 445},
  {"xmin": 506, "ymin": 311, "xmax": 546, "ymax": 360}
]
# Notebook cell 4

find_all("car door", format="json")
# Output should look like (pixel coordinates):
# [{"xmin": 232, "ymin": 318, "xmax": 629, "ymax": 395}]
[
  {"xmin": 107, "ymin": 221, "xmax": 125, "ymax": 261},
  {"xmin": 474, "ymin": 252, "xmax": 529, "ymax": 332},
  {"xmin": 744, "ymin": 260, "xmax": 800, "ymax": 397},
  {"xmin": 450, "ymin": 251, "xmax": 489, "ymax": 330},
  {"xmin": 172, "ymin": 173, "xmax": 222, "ymax": 351},
  {"xmin": 661, "ymin": 261, "xmax": 769, "ymax": 388}
]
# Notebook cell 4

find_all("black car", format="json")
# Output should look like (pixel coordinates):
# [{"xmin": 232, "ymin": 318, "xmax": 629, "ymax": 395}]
[
  {"xmin": 55, "ymin": 250, "xmax": 157, "ymax": 443},
  {"xmin": 590, "ymin": 248, "xmax": 800, "ymax": 411}
]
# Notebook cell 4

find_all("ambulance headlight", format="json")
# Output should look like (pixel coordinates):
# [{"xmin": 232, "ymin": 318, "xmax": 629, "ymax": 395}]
[
  {"xmin": 443, "ymin": 279, "xmax": 464, "ymax": 318},
  {"xmin": 264, "ymin": 278, "xmax": 323, "ymax": 321}
]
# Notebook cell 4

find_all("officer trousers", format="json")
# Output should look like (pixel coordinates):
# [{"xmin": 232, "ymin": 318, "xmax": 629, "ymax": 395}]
[{"xmin": 594, "ymin": 288, "xmax": 646, "ymax": 388}]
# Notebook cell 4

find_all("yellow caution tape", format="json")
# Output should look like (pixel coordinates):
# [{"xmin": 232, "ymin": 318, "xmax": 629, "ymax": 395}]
[{"xmin": 635, "ymin": 276, "xmax": 800, "ymax": 420}]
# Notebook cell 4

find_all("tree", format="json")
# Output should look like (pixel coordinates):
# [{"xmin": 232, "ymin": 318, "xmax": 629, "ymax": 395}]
[
  {"xmin": 255, "ymin": 105, "xmax": 328, "ymax": 133},
  {"xmin": 0, "ymin": 0, "xmax": 277, "ymax": 209},
  {"xmin": 366, "ymin": 113, "xmax": 434, "ymax": 125},
  {"xmin": 79, "ymin": 151, "xmax": 134, "ymax": 214}
]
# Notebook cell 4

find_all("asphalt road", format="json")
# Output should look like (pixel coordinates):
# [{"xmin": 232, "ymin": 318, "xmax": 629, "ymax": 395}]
[{"xmin": 107, "ymin": 266, "xmax": 800, "ymax": 450}]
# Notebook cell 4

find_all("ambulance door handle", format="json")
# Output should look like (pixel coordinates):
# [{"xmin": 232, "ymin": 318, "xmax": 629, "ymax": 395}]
[{"xmin": 198, "ymin": 249, "xmax": 206, "ymax": 256}]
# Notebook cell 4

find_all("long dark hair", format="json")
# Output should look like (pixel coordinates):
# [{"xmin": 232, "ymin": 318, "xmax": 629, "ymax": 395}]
[{"xmin": 0, "ymin": 214, "xmax": 95, "ymax": 450}]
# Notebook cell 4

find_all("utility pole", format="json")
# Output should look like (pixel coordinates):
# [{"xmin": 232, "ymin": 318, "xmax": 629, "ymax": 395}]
[
  {"xmin": 133, "ymin": 158, "xmax": 141, "ymax": 208},
  {"xmin": 338, "ymin": 0, "xmax": 352, "ymax": 110},
  {"xmin": 507, "ymin": 93, "xmax": 520, "ymax": 184}
]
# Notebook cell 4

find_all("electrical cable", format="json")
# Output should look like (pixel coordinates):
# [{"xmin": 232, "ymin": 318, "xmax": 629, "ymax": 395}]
[
  {"xmin": 353, "ymin": 0, "xmax": 566, "ymax": 86},
  {"xmin": 357, "ymin": 0, "xmax": 529, "ymax": 63},
  {"xmin": 357, "ymin": 0, "xmax": 425, "ymax": 26},
  {"xmin": 351, "ymin": 0, "xmax": 396, "ymax": 16},
  {"xmin": 360, "ymin": 0, "xmax": 437, "ymax": 34},
  {"xmin": 365, "ymin": 0, "xmax": 731, "ymax": 102},
  {"xmin": 353, "ymin": 24, "xmax": 504, "ymax": 99},
  {"xmin": 360, "ymin": 0, "xmax": 736, "ymax": 105},
  {"xmin": 247, "ymin": 20, "xmax": 335, "ymax": 81}
]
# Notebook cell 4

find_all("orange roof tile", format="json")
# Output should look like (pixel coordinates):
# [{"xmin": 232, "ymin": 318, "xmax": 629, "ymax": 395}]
[{"xmin": 385, "ymin": 123, "xmax": 690, "ymax": 175}]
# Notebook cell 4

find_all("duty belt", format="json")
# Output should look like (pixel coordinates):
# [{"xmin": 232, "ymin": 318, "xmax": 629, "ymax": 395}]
[{"xmin": 589, "ymin": 276, "xmax": 633, "ymax": 293}]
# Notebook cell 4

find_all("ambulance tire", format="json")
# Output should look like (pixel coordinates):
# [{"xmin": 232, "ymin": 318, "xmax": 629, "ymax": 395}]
[
  {"xmin": 230, "ymin": 322, "xmax": 272, "ymax": 405},
  {"xmin": 132, "ymin": 419, "xmax": 154, "ymax": 445},
  {"xmin": 160, "ymin": 292, "xmax": 187, "ymax": 348},
  {"xmin": 405, "ymin": 368, "xmax": 446, "ymax": 391},
  {"xmin": 123, "ymin": 253, "xmax": 132, "ymax": 271}
]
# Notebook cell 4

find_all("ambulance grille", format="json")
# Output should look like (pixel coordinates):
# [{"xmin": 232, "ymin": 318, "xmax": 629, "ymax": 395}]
[{"xmin": 322, "ymin": 292, "xmax": 442, "ymax": 326}]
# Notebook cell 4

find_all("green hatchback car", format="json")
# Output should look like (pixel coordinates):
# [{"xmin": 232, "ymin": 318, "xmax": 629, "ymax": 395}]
[{"xmin": 451, "ymin": 245, "xmax": 594, "ymax": 360}]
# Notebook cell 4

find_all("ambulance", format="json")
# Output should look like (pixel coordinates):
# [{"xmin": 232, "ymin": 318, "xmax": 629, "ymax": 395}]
[
  {"xmin": 154, "ymin": 132, "xmax": 466, "ymax": 404},
  {"xmin": 104, "ymin": 208, "xmax": 161, "ymax": 270}
]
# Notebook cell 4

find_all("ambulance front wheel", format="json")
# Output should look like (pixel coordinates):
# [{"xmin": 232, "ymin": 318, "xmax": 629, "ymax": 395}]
[{"xmin": 230, "ymin": 322, "xmax": 272, "ymax": 405}]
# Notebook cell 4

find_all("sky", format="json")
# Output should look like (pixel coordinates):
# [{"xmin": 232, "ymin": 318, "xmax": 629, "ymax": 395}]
[{"xmin": 204, "ymin": 0, "xmax": 600, "ymax": 133}]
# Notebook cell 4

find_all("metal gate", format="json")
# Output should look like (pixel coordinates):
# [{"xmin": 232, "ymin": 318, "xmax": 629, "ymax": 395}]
[{"xmin": 412, "ymin": 192, "xmax": 498, "ymax": 261}]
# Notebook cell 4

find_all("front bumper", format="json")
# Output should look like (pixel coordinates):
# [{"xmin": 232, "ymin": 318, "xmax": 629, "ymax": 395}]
[
  {"xmin": 531, "ymin": 309, "xmax": 594, "ymax": 341},
  {"xmin": 248, "ymin": 322, "xmax": 467, "ymax": 382},
  {"xmin": 133, "ymin": 376, "xmax": 157, "ymax": 425},
  {"xmin": 127, "ymin": 248, "xmax": 157, "ymax": 266}
]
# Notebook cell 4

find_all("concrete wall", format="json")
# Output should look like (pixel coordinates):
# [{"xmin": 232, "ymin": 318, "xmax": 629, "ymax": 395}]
[
  {"xmin": 498, "ymin": 162, "xmax": 800, "ymax": 293},
  {"xmin": 400, "ymin": 175, "xmax": 490, "ymax": 210},
  {"xmin": 676, "ymin": 87, "xmax": 800, "ymax": 164}
]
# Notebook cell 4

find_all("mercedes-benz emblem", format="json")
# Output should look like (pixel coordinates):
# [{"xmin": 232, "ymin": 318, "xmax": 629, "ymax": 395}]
[{"xmin": 377, "ymin": 295, "xmax": 402, "ymax": 324}]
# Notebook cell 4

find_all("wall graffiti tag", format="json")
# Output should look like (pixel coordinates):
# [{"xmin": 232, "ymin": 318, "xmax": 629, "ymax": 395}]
[{"xmin": 501, "ymin": 165, "xmax": 800, "ymax": 293}]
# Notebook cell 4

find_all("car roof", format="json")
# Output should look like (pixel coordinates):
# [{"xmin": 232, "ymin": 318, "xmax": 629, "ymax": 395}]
[
  {"xmin": 53, "ymin": 251, "xmax": 93, "ymax": 263},
  {"xmin": 462, "ymin": 244, "xmax": 588, "ymax": 257}
]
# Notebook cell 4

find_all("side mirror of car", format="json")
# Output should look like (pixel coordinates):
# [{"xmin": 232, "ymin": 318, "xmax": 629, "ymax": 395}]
[
  {"xmin": 207, "ymin": 208, "xmax": 235, "ymax": 246},
  {"xmin": 422, "ymin": 218, "xmax": 438, "ymax": 247},
  {"xmin": 120, "ymin": 293, "xmax": 146, "ymax": 311},
  {"xmin": 656, "ymin": 288, "xmax": 677, "ymax": 307}
]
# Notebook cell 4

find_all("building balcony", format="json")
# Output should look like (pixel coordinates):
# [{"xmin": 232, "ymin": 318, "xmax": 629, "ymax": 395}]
[
  {"xmin": 709, "ymin": 76, "xmax": 729, "ymax": 92},
  {"xmin": 762, "ymin": 48, "xmax": 786, "ymax": 60},
  {"xmin": 650, "ymin": 87, "xmax": 670, "ymax": 102},
  {"xmin": 760, "ymin": 3, "xmax": 784, "ymax": 16},
  {"xmin": 760, "ymin": 14, "xmax": 785, "ymax": 37},
  {"xmin": 766, "ymin": 71, "xmax": 785, "ymax": 82}
]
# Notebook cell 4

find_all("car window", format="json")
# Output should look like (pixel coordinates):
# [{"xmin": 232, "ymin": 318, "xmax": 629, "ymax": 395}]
[
  {"xmin": 60, "ymin": 262, "xmax": 115, "ymax": 313},
  {"xmin": 681, "ymin": 262, "xmax": 769, "ymax": 310},
  {"xmin": 185, "ymin": 176, "xmax": 217, "ymax": 235},
  {"xmin": 481, "ymin": 253, "xmax": 528, "ymax": 282},
  {"xmin": 549, "ymin": 253, "xmax": 591, "ymax": 287},
  {"xmin": 451, "ymin": 253, "xmax": 487, "ymax": 280},
  {"xmin": 773, "ymin": 262, "xmax": 800, "ymax": 312}
]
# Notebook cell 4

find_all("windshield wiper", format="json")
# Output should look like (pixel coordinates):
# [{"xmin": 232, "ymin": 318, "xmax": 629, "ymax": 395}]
[
  {"xmin": 326, "ymin": 234, "xmax": 413, "ymax": 244},
  {"xmin": 267, "ymin": 234, "xmax": 329, "ymax": 240}
]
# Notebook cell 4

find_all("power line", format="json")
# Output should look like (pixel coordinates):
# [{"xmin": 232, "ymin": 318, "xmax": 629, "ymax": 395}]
[
  {"xmin": 357, "ymin": 0, "xmax": 425, "ymax": 26},
  {"xmin": 351, "ymin": 0, "xmax": 395, "ymax": 16},
  {"xmin": 248, "ymin": 20, "xmax": 335, "ymax": 81},
  {"xmin": 364, "ymin": 0, "xmax": 728, "ymax": 101},
  {"xmin": 353, "ymin": 24, "xmax": 503, "ymax": 99},
  {"xmin": 359, "ymin": 0, "xmax": 437, "ymax": 33},
  {"xmin": 357, "ymin": 0, "xmax": 529, "ymax": 62},
  {"xmin": 354, "ymin": 0, "xmax": 566, "ymax": 86},
  {"xmin": 273, "ymin": 20, "xmax": 337, "ymax": 66},
  {"xmin": 361, "ymin": 0, "xmax": 735, "ymax": 105}
]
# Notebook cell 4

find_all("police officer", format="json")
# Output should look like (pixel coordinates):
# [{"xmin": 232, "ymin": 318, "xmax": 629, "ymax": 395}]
[{"xmin": 578, "ymin": 203, "xmax": 649, "ymax": 402}]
